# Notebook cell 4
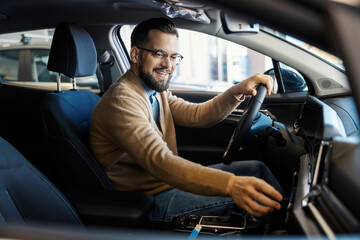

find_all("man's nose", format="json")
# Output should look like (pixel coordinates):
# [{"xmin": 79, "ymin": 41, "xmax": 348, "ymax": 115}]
[{"xmin": 160, "ymin": 56, "xmax": 173, "ymax": 68}]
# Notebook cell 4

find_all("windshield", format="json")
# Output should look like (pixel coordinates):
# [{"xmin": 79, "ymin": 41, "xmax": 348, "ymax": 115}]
[{"xmin": 262, "ymin": 27, "xmax": 345, "ymax": 71}]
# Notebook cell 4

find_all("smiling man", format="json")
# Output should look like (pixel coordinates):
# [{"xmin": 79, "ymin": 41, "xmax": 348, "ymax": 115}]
[{"xmin": 90, "ymin": 18, "xmax": 284, "ymax": 224}]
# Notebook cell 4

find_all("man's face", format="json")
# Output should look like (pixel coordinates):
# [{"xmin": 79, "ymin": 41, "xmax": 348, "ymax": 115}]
[{"xmin": 132, "ymin": 29, "xmax": 178, "ymax": 92}]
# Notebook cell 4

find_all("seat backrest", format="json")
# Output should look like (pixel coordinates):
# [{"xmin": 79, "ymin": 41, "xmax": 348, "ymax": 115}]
[
  {"xmin": 0, "ymin": 137, "xmax": 83, "ymax": 227},
  {"xmin": 40, "ymin": 22, "xmax": 113, "ymax": 192}
]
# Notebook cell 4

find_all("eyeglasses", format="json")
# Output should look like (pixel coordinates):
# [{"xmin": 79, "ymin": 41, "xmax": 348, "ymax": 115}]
[{"xmin": 137, "ymin": 46, "xmax": 184, "ymax": 65}]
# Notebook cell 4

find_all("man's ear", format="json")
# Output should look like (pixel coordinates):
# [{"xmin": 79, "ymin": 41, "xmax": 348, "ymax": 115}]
[{"xmin": 130, "ymin": 46, "xmax": 139, "ymax": 63}]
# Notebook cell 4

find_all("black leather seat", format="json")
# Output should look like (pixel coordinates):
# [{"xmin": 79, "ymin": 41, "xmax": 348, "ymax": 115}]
[
  {"xmin": 40, "ymin": 22, "xmax": 154, "ymax": 227},
  {"xmin": 0, "ymin": 137, "xmax": 83, "ymax": 227}
]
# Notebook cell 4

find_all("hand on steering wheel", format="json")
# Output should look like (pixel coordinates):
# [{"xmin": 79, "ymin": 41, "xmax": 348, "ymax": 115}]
[{"xmin": 223, "ymin": 84, "xmax": 268, "ymax": 165}]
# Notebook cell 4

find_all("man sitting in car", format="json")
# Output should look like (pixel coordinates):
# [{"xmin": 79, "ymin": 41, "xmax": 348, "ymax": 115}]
[{"xmin": 90, "ymin": 17, "xmax": 284, "ymax": 224}]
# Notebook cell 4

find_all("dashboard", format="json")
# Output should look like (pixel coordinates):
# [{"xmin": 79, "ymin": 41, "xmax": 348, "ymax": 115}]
[{"xmin": 293, "ymin": 95, "xmax": 360, "ymax": 236}]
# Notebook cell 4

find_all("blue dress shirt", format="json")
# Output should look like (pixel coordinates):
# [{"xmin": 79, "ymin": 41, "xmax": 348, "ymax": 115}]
[{"xmin": 130, "ymin": 70, "xmax": 161, "ymax": 130}]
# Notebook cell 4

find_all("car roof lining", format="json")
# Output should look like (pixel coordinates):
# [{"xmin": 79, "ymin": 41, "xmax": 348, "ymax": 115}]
[{"xmin": 0, "ymin": 0, "xmax": 337, "ymax": 56}]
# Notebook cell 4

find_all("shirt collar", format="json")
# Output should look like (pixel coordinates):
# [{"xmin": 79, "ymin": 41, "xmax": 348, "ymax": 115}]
[{"xmin": 130, "ymin": 70, "xmax": 157, "ymax": 104}]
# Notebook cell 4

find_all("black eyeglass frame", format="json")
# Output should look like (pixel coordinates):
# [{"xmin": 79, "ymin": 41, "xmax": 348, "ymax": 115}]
[{"xmin": 137, "ymin": 46, "xmax": 184, "ymax": 65}]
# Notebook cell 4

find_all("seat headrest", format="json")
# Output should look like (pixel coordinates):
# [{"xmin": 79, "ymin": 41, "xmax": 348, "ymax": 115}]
[{"xmin": 47, "ymin": 22, "xmax": 97, "ymax": 78}]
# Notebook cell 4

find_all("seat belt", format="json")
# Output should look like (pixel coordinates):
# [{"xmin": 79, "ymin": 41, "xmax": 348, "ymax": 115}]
[{"xmin": 98, "ymin": 50, "xmax": 113, "ymax": 93}]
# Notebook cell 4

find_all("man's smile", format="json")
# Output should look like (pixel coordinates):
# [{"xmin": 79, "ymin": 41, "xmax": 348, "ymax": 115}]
[{"xmin": 154, "ymin": 68, "xmax": 171, "ymax": 80}]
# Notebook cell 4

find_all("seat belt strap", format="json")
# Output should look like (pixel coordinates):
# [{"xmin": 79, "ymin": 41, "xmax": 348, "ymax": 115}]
[
  {"xmin": 100, "ymin": 62, "xmax": 112, "ymax": 92},
  {"xmin": 98, "ymin": 50, "xmax": 113, "ymax": 93}
]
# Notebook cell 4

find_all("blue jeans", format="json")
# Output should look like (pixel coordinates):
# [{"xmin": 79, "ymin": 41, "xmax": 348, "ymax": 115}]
[{"xmin": 148, "ymin": 161, "xmax": 285, "ymax": 223}]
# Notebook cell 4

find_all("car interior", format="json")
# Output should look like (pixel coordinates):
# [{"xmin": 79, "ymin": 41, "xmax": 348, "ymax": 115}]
[{"xmin": 0, "ymin": 0, "xmax": 359, "ymax": 239}]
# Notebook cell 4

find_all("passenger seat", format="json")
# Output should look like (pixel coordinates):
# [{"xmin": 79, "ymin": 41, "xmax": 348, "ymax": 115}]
[
  {"xmin": 0, "ymin": 137, "xmax": 83, "ymax": 226},
  {"xmin": 40, "ymin": 22, "xmax": 112, "ymax": 191},
  {"xmin": 40, "ymin": 22, "xmax": 154, "ymax": 228}
]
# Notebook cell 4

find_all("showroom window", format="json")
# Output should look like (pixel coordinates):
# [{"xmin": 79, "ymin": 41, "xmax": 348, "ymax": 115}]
[
  {"xmin": 0, "ymin": 29, "xmax": 99, "ymax": 91},
  {"xmin": 0, "ymin": 50, "xmax": 20, "ymax": 81}
]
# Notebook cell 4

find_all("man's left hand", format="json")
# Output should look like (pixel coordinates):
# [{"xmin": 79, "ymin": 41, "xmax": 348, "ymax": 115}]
[{"xmin": 231, "ymin": 74, "xmax": 273, "ymax": 98}]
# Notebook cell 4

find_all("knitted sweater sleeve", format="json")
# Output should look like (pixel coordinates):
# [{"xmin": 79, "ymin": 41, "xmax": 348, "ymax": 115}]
[{"xmin": 168, "ymin": 87, "xmax": 243, "ymax": 127}]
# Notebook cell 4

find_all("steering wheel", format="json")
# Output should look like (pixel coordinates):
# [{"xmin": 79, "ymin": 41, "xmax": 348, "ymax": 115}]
[{"xmin": 223, "ymin": 84, "xmax": 268, "ymax": 165}]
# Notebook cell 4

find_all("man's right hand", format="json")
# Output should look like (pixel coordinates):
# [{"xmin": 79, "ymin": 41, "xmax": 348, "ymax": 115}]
[{"xmin": 226, "ymin": 176, "xmax": 283, "ymax": 217}]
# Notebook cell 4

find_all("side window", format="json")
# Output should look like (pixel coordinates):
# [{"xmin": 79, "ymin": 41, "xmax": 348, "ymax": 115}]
[
  {"xmin": 119, "ymin": 25, "xmax": 309, "ymax": 94},
  {"xmin": 0, "ymin": 50, "xmax": 20, "ymax": 81},
  {"xmin": 32, "ymin": 49, "xmax": 54, "ymax": 82},
  {"xmin": 0, "ymin": 29, "xmax": 99, "ymax": 91},
  {"xmin": 119, "ymin": 26, "xmax": 273, "ymax": 92}
]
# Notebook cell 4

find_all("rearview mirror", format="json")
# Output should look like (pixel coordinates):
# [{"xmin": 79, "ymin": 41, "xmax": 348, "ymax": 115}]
[{"xmin": 220, "ymin": 12, "xmax": 259, "ymax": 35}]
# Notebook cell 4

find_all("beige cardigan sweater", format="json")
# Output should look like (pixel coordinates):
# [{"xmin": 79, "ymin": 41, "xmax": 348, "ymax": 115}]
[{"xmin": 90, "ymin": 71, "xmax": 243, "ymax": 196}]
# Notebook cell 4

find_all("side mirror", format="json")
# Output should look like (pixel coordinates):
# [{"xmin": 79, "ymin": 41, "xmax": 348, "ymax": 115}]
[
  {"xmin": 220, "ymin": 12, "xmax": 259, "ymax": 35},
  {"xmin": 264, "ymin": 67, "xmax": 308, "ymax": 93}
]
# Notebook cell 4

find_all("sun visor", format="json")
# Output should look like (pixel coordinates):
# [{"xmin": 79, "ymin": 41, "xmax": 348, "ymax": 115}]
[{"xmin": 153, "ymin": 0, "xmax": 211, "ymax": 24}]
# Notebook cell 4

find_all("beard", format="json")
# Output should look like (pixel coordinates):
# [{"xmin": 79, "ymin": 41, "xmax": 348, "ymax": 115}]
[{"xmin": 138, "ymin": 63, "xmax": 172, "ymax": 92}]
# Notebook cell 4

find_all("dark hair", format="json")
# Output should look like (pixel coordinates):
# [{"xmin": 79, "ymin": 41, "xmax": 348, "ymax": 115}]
[{"xmin": 131, "ymin": 18, "xmax": 178, "ymax": 47}]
